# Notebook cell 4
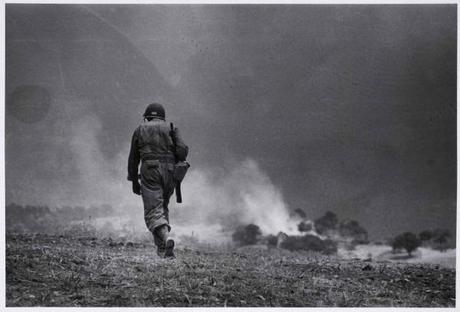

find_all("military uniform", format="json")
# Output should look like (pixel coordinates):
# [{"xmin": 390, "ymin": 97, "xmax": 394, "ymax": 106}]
[{"xmin": 128, "ymin": 104, "xmax": 188, "ymax": 257}]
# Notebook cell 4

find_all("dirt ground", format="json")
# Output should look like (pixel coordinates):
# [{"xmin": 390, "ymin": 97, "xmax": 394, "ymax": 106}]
[{"xmin": 6, "ymin": 232, "xmax": 456, "ymax": 307}]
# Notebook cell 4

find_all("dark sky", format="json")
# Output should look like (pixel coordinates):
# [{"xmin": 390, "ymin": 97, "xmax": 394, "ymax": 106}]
[{"xmin": 5, "ymin": 4, "xmax": 456, "ymax": 239}]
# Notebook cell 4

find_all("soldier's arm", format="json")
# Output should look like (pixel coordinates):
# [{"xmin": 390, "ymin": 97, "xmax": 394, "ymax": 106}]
[
  {"xmin": 172, "ymin": 126, "xmax": 189, "ymax": 161},
  {"xmin": 127, "ymin": 128, "xmax": 141, "ymax": 181}
]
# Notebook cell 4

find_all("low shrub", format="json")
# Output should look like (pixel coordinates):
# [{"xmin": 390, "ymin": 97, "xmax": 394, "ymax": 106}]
[
  {"xmin": 280, "ymin": 234, "xmax": 337, "ymax": 254},
  {"xmin": 232, "ymin": 224, "xmax": 262, "ymax": 246}
]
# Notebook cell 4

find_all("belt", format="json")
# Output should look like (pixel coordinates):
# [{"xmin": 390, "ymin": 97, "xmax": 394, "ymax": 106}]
[{"xmin": 142, "ymin": 154, "xmax": 175, "ymax": 162}]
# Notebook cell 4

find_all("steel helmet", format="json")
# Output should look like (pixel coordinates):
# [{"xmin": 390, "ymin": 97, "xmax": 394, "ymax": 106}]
[{"xmin": 143, "ymin": 103, "xmax": 165, "ymax": 119}]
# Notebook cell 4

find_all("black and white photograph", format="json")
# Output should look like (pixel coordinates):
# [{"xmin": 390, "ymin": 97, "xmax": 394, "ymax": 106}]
[{"xmin": 4, "ymin": 2, "xmax": 457, "ymax": 308}]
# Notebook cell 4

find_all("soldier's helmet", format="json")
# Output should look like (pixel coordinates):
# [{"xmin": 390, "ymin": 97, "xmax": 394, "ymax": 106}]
[{"xmin": 143, "ymin": 103, "xmax": 165, "ymax": 119}]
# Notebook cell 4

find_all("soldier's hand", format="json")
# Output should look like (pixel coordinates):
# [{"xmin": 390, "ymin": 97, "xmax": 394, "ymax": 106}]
[{"xmin": 132, "ymin": 180, "xmax": 141, "ymax": 195}]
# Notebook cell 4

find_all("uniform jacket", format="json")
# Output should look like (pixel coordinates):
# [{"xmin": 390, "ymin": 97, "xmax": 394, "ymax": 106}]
[{"xmin": 127, "ymin": 118, "xmax": 188, "ymax": 181}]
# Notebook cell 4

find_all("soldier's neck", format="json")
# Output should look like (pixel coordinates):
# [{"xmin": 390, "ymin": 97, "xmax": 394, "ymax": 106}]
[{"xmin": 145, "ymin": 118, "xmax": 165, "ymax": 122}]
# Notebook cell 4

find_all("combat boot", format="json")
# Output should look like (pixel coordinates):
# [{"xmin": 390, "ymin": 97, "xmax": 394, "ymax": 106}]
[
  {"xmin": 156, "ymin": 225, "xmax": 175, "ymax": 259},
  {"xmin": 156, "ymin": 245, "xmax": 166, "ymax": 258},
  {"xmin": 153, "ymin": 229, "xmax": 165, "ymax": 258},
  {"xmin": 164, "ymin": 238, "xmax": 175, "ymax": 259}
]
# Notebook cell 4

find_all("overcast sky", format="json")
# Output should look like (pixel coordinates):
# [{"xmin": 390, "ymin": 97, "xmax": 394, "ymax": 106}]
[{"xmin": 5, "ymin": 4, "xmax": 456, "ymax": 239}]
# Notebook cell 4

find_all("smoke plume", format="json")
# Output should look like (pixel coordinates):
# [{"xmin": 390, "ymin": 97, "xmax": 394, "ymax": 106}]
[{"xmin": 173, "ymin": 160, "xmax": 300, "ymax": 240}]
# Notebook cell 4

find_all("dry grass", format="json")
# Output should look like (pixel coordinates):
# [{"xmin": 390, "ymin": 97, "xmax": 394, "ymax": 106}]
[{"xmin": 6, "ymin": 232, "xmax": 455, "ymax": 307}]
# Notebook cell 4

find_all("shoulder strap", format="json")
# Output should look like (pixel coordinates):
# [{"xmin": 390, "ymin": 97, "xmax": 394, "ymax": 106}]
[{"xmin": 170, "ymin": 122, "xmax": 177, "ymax": 161}]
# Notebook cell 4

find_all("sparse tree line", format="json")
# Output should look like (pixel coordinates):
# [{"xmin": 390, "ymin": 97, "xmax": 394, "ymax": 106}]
[
  {"xmin": 6, "ymin": 203, "xmax": 116, "ymax": 233},
  {"xmin": 232, "ymin": 210, "xmax": 454, "ymax": 256},
  {"xmin": 232, "ymin": 210, "xmax": 368, "ymax": 254}
]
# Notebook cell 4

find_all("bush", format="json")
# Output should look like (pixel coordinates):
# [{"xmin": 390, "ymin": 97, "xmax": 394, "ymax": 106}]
[
  {"xmin": 339, "ymin": 220, "xmax": 368, "ymax": 244},
  {"xmin": 280, "ymin": 234, "xmax": 337, "ymax": 254},
  {"xmin": 266, "ymin": 234, "xmax": 278, "ymax": 247},
  {"xmin": 232, "ymin": 224, "xmax": 262, "ymax": 246},
  {"xmin": 297, "ymin": 221, "xmax": 313, "ymax": 232},
  {"xmin": 392, "ymin": 232, "xmax": 421, "ymax": 256},
  {"xmin": 314, "ymin": 211, "xmax": 338, "ymax": 235}
]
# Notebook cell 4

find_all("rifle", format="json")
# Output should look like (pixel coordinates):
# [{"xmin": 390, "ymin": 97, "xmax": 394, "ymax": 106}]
[{"xmin": 170, "ymin": 122, "xmax": 183, "ymax": 203}]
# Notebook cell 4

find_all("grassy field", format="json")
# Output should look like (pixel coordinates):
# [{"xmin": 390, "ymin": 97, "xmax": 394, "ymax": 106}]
[{"xmin": 6, "ymin": 232, "xmax": 455, "ymax": 307}]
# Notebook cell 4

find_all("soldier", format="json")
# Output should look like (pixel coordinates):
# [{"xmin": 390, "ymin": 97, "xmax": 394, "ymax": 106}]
[{"xmin": 127, "ymin": 103, "xmax": 188, "ymax": 258}]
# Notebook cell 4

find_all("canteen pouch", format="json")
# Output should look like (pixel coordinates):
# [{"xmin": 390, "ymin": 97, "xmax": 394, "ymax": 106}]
[{"xmin": 173, "ymin": 161, "xmax": 190, "ymax": 182}]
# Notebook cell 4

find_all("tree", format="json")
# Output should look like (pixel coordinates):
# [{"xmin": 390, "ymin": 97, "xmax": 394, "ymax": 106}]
[
  {"xmin": 293, "ymin": 208, "xmax": 307, "ymax": 219},
  {"xmin": 232, "ymin": 224, "xmax": 262, "ymax": 246},
  {"xmin": 392, "ymin": 232, "xmax": 421, "ymax": 256},
  {"xmin": 432, "ymin": 229, "xmax": 452, "ymax": 251},
  {"xmin": 419, "ymin": 230, "xmax": 433, "ymax": 241},
  {"xmin": 314, "ymin": 211, "xmax": 338, "ymax": 235},
  {"xmin": 339, "ymin": 220, "xmax": 368, "ymax": 243},
  {"xmin": 432, "ymin": 229, "xmax": 451, "ymax": 244}
]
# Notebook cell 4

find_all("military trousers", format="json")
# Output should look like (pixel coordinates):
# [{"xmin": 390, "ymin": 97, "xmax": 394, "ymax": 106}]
[{"xmin": 140, "ymin": 159, "xmax": 176, "ymax": 246}]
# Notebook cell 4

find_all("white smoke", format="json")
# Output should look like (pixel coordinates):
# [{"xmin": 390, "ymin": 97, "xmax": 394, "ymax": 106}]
[
  {"xmin": 47, "ymin": 115, "xmax": 135, "ymax": 209},
  {"xmin": 173, "ymin": 159, "xmax": 300, "ymax": 241}
]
